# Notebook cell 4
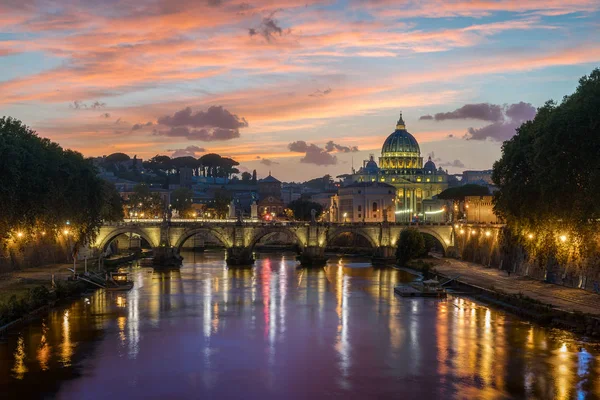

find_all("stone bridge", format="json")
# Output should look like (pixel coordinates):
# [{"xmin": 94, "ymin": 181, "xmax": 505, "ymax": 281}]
[{"xmin": 94, "ymin": 219, "xmax": 493, "ymax": 266}]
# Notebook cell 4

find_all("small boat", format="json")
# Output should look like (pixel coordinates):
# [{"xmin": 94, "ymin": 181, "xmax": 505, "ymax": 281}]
[
  {"xmin": 105, "ymin": 272, "xmax": 134, "ymax": 291},
  {"xmin": 394, "ymin": 278, "xmax": 447, "ymax": 298}
]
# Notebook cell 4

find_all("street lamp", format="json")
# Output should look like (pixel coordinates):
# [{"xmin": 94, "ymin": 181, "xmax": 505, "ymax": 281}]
[{"xmin": 343, "ymin": 212, "xmax": 348, "ymax": 223}]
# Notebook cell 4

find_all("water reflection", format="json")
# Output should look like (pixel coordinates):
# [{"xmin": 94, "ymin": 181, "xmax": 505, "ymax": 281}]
[{"xmin": 1, "ymin": 250, "xmax": 599, "ymax": 399}]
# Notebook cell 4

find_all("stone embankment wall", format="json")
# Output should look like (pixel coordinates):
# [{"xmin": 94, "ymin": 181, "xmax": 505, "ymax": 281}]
[{"xmin": 453, "ymin": 227, "xmax": 600, "ymax": 294}]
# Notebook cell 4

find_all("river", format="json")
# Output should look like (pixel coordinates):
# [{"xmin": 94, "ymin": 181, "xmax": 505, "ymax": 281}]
[{"xmin": 1, "ymin": 251, "xmax": 599, "ymax": 399}]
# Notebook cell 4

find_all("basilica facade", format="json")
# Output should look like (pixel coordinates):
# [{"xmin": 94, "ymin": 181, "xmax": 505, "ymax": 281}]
[{"xmin": 346, "ymin": 113, "xmax": 449, "ymax": 221}]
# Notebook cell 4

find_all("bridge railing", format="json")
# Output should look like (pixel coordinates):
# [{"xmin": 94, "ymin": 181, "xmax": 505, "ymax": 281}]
[{"xmin": 101, "ymin": 219, "xmax": 506, "ymax": 228}]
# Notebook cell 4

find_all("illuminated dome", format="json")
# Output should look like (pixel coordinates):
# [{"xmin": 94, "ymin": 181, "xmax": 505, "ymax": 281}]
[{"xmin": 379, "ymin": 113, "xmax": 423, "ymax": 170}]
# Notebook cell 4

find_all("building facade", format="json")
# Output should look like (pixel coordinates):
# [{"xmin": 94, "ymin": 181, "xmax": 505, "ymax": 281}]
[
  {"xmin": 346, "ymin": 113, "xmax": 449, "ymax": 221},
  {"xmin": 464, "ymin": 196, "xmax": 500, "ymax": 224},
  {"xmin": 257, "ymin": 173, "xmax": 285, "ymax": 217},
  {"xmin": 329, "ymin": 182, "xmax": 396, "ymax": 223}
]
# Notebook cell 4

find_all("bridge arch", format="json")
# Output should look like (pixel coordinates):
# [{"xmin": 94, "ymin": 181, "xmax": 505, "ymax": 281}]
[
  {"xmin": 326, "ymin": 227, "xmax": 378, "ymax": 248},
  {"xmin": 96, "ymin": 226, "xmax": 158, "ymax": 252},
  {"xmin": 173, "ymin": 227, "xmax": 233, "ymax": 250},
  {"xmin": 248, "ymin": 226, "xmax": 305, "ymax": 251}
]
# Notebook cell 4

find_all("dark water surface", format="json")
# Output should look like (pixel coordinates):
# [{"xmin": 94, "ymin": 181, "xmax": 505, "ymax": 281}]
[{"xmin": 1, "ymin": 251, "xmax": 600, "ymax": 399}]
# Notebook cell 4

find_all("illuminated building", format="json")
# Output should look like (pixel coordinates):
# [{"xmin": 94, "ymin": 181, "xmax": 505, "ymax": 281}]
[{"xmin": 345, "ymin": 113, "xmax": 449, "ymax": 221}]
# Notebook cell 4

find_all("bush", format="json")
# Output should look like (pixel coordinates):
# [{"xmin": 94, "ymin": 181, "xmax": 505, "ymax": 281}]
[{"xmin": 396, "ymin": 228, "xmax": 425, "ymax": 266}]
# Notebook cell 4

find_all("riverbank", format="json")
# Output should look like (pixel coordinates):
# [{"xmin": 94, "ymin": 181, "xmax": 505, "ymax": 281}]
[
  {"xmin": 0, "ymin": 262, "xmax": 93, "ymax": 334},
  {"xmin": 409, "ymin": 257, "xmax": 600, "ymax": 338}
]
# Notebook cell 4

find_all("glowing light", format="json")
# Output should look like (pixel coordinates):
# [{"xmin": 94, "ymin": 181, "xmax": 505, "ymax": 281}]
[
  {"xmin": 459, "ymin": 229, "xmax": 465, "ymax": 235},
  {"xmin": 424, "ymin": 209, "xmax": 445, "ymax": 215},
  {"xmin": 485, "ymin": 231, "xmax": 491, "ymax": 237},
  {"xmin": 63, "ymin": 229, "xmax": 69, "ymax": 235},
  {"xmin": 528, "ymin": 233, "xmax": 534, "ymax": 239},
  {"xmin": 560, "ymin": 235, "xmax": 567, "ymax": 243},
  {"xmin": 454, "ymin": 224, "xmax": 459, "ymax": 229},
  {"xmin": 471, "ymin": 230, "xmax": 477, "ymax": 235},
  {"xmin": 16, "ymin": 232, "xmax": 24, "ymax": 238}
]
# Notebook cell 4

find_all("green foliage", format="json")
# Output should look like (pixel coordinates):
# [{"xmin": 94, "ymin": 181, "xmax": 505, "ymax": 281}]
[
  {"xmin": 0, "ymin": 117, "xmax": 110, "ymax": 248},
  {"xmin": 171, "ymin": 187, "xmax": 194, "ymax": 216},
  {"xmin": 396, "ymin": 228, "xmax": 425, "ymax": 266},
  {"xmin": 493, "ymin": 69, "xmax": 600, "ymax": 228},
  {"xmin": 287, "ymin": 199, "xmax": 323, "ymax": 221},
  {"xmin": 212, "ymin": 190, "xmax": 232, "ymax": 219},
  {"xmin": 127, "ymin": 184, "xmax": 164, "ymax": 218},
  {"xmin": 303, "ymin": 175, "xmax": 333, "ymax": 191},
  {"xmin": 104, "ymin": 152, "xmax": 130, "ymax": 164},
  {"xmin": 241, "ymin": 171, "xmax": 252, "ymax": 182},
  {"xmin": 100, "ymin": 181, "xmax": 124, "ymax": 222},
  {"xmin": 436, "ymin": 184, "xmax": 490, "ymax": 200}
]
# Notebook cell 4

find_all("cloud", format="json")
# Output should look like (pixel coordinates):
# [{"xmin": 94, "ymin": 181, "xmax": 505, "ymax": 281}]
[
  {"xmin": 260, "ymin": 158, "xmax": 279, "ymax": 166},
  {"xmin": 324, "ymin": 140, "xmax": 359, "ymax": 153},
  {"xmin": 424, "ymin": 102, "xmax": 537, "ymax": 141},
  {"xmin": 419, "ymin": 114, "xmax": 433, "ymax": 120},
  {"xmin": 248, "ymin": 13, "xmax": 288, "ymax": 42},
  {"xmin": 423, "ymin": 103, "xmax": 504, "ymax": 122},
  {"xmin": 466, "ymin": 102, "xmax": 536, "ymax": 141},
  {"xmin": 101, "ymin": 113, "xmax": 111, "ymax": 118},
  {"xmin": 168, "ymin": 145, "xmax": 206, "ymax": 157},
  {"xmin": 131, "ymin": 121, "xmax": 153, "ymax": 131},
  {"xmin": 69, "ymin": 100, "xmax": 106, "ymax": 110},
  {"xmin": 309, "ymin": 87, "xmax": 332, "ymax": 97},
  {"xmin": 288, "ymin": 140, "xmax": 338, "ymax": 165},
  {"xmin": 156, "ymin": 105, "xmax": 248, "ymax": 141},
  {"xmin": 439, "ymin": 159, "xmax": 465, "ymax": 168}
]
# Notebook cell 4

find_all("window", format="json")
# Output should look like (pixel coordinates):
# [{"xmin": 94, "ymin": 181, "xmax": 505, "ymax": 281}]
[
  {"xmin": 358, "ymin": 214, "xmax": 362, "ymax": 218},
  {"xmin": 372, "ymin": 202, "xmax": 378, "ymax": 212},
  {"xmin": 358, "ymin": 205, "xmax": 362, "ymax": 212}
]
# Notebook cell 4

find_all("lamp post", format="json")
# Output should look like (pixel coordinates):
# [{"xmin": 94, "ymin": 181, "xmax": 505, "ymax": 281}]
[{"xmin": 343, "ymin": 212, "xmax": 348, "ymax": 223}]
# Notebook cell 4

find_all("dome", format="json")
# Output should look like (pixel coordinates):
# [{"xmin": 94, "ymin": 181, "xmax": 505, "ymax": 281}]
[
  {"xmin": 424, "ymin": 156, "xmax": 436, "ymax": 172},
  {"xmin": 381, "ymin": 114, "xmax": 420, "ymax": 156},
  {"xmin": 363, "ymin": 155, "xmax": 379, "ymax": 174}
]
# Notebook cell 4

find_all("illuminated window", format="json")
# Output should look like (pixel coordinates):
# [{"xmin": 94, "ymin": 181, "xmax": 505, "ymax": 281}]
[
  {"xmin": 417, "ymin": 177, "xmax": 422, "ymax": 182},
  {"xmin": 426, "ymin": 178, "xmax": 430, "ymax": 182}
]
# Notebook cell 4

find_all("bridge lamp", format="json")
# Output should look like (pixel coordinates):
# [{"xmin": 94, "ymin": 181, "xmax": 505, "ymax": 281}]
[
  {"xmin": 471, "ymin": 230, "xmax": 477, "ymax": 236},
  {"xmin": 527, "ymin": 233, "xmax": 534, "ymax": 239},
  {"xmin": 559, "ymin": 235, "xmax": 567, "ymax": 243},
  {"xmin": 63, "ymin": 229, "xmax": 70, "ymax": 236},
  {"xmin": 459, "ymin": 229, "xmax": 465, "ymax": 235},
  {"xmin": 41, "ymin": 231, "xmax": 46, "ymax": 236},
  {"xmin": 16, "ymin": 231, "xmax": 24, "ymax": 238},
  {"xmin": 454, "ymin": 224, "xmax": 459, "ymax": 229},
  {"xmin": 485, "ymin": 231, "xmax": 491, "ymax": 237}
]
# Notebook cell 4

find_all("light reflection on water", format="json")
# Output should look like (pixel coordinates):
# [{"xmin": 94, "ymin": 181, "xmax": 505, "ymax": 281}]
[{"xmin": 0, "ymin": 250, "xmax": 599, "ymax": 399}]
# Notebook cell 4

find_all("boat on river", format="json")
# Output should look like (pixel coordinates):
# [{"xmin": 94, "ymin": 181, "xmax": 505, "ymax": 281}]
[
  {"xmin": 105, "ymin": 272, "xmax": 134, "ymax": 291},
  {"xmin": 394, "ymin": 279, "xmax": 447, "ymax": 298}
]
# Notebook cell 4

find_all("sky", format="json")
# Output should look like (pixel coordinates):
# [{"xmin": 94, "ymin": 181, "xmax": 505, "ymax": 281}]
[{"xmin": 1, "ymin": 0, "xmax": 599, "ymax": 181}]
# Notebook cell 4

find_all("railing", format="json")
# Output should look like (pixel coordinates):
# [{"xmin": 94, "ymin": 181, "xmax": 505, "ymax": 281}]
[{"xmin": 101, "ymin": 219, "xmax": 503, "ymax": 228}]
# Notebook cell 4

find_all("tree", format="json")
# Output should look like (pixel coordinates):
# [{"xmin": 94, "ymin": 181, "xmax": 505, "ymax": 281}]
[
  {"xmin": 128, "ymin": 184, "xmax": 164, "ymax": 218},
  {"xmin": 396, "ymin": 228, "xmax": 425, "ymax": 266},
  {"xmin": 100, "ymin": 181, "xmax": 124, "ymax": 222},
  {"xmin": 0, "ymin": 117, "xmax": 111, "ymax": 255},
  {"xmin": 170, "ymin": 187, "xmax": 194, "ymax": 217},
  {"xmin": 104, "ymin": 152, "xmax": 130, "ymax": 164},
  {"xmin": 436, "ymin": 184, "xmax": 490, "ymax": 201},
  {"xmin": 252, "ymin": 169, "xmax": 257, "ymax": 184},
  {"xmin": 287, "ymin": 199, "xmax": 323, "ymax": 221},
  {"xmin": 241, "ymin": 171, "xmax": 252, "ymax": 182},
  {"xmin": 493, "ymin": 68, "xmax": 600, "ymax": 228}
]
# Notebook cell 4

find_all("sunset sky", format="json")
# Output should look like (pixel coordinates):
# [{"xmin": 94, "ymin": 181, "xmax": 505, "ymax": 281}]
[{"xmin": 1, "ymin": 0, "xmax": 599, "ymax": 181}]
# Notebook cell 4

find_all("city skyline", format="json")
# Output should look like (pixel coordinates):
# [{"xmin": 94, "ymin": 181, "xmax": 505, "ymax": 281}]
[{"xmin": 2, "ymin": 0, "xmax": 599, "ymax": 180}]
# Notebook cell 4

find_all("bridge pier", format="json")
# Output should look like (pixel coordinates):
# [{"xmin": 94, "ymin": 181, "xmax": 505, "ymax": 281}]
[
  {"xmin": 226, "ymin": 246, "xmax": 254, "ymax": 266},
  {"xmin": 152, "ymin": 246, "xmax": 183, "ymax": 267},
  {"xmin": 298, "ymin": 246, "xmax": 327, "ymax": 267},
  {"xmin": 372, "ymin": 246, "xmax": 397, "ymax": 265}
]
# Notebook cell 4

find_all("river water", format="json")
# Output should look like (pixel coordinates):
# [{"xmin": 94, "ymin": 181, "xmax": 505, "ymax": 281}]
[{"xmin": 1, "ymin": 251, "xmax": 600, "ymax": 399}]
